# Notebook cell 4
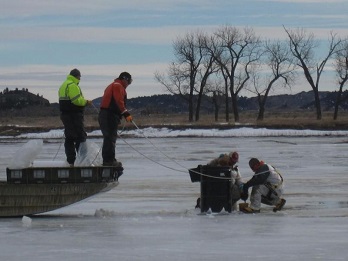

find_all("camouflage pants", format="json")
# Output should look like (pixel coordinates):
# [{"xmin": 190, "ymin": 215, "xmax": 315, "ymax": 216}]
[{"xmin": 250, "ymin": 184, "xmax": 284, "ymax": 210}]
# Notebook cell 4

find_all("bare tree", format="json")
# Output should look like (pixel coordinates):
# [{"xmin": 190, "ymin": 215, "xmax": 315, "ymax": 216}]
[
  {"xmin": 155, "ymin": 31, "xmax": 215, "ymax": 122},
  {"xmin": 203, "ymin": 37, "xmax": 230, "ymax": 122},
  {"xmin": 155, "ymin": 61, "xmax": 187, "ymax": 92},
  {"xmin": 248, "ymin": 40, "xmax": 297, "ymax": 120},
  {"xmin": 204, "ymin": 26, "xmax": 262, "ymax": 122},
  {"xmin": 194, "ymin": 33, "xmax": 219, "ymax": 121},
  {"xmin": 284, "ymin": 27, "xmax": 342, "ymax": 120},
  {"xmin": 333, "ymin": 38, "xmax": 348, "ymax": 120},
  {"xmin": 205, "ymin": 79, "xmax": 226, "ymax": 121},
  {"xmin": 201, "ymin": 33, "xmax": 230, "ymax": 122}
]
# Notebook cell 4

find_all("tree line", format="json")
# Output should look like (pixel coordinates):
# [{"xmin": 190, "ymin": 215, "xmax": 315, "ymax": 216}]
[{"xmin": 155, "ymin": 26, "xmax": 348, "ymax": 122}]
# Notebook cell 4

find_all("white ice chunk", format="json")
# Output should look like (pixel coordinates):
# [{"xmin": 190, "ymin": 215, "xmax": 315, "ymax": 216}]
[
  {"xmin": 21, "ymin": 216, "xmax": 32, "ymax": 227},
  {"xmin": 8, "ymin": 139, "xmax": 43, "ymax": 169}
]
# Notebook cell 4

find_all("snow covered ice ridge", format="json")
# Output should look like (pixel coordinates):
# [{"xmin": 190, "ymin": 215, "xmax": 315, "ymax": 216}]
[{"xmin": 3, "ymin": 126, "xmax": 348, "ymax": 139}]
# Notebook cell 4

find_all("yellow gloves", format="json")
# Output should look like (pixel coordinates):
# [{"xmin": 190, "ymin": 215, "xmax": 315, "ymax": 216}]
[
  {"xmin": 123, "ymin": 111, "xmax": 133, "ymax": 122},
  {"xmin": 125, "ymin": 115, "xmax": 133, "ymax": 122}
]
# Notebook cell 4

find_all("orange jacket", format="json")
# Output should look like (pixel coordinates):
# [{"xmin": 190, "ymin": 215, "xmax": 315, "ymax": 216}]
[{"xmin": 100, "ymin": 79, "xmax": 128, "ymax": 116}]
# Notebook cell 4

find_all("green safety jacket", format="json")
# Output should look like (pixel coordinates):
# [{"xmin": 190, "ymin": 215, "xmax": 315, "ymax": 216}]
[{"xmin": 58, "ymin": 75, "xmax": 87, "ymax": 113}]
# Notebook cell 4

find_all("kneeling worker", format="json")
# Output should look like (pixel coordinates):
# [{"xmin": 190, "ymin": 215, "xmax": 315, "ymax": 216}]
[
  {"xmin": 240, "ymin": 158, "xmax": 286, "ymax": 213},
  {"xmin": 207, "ymin": 151, "xmax": 243, "ymax": 211}
]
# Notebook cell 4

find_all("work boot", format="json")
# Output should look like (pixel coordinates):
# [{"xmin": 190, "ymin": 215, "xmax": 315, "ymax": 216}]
[
  {"xmin": 241, "ymin": 206, "xmax": 260, "ymax": 214},
  {"xmin": 103, "ymin": 160, "xmax": 122, "ymax": 167},
  {"xmin": 273, "ymin": 198, "xmax": 286, "ymax": 212},
  {"xmin": 195, "ymin": 197, "xmax": 200, "ymax": 209}
]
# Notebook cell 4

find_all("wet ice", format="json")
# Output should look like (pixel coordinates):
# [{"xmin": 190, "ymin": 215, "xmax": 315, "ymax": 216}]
[{"xmin": 0, "ymin": 128, "xmax": 347, "ymax": 261}]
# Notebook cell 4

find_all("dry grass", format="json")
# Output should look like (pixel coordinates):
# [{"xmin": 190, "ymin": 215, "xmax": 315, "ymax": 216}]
[
  {"xmin": 131, "ymin": 111, "xmax": 348, "ymax": 130},
  {"xmin": 0, "ymin": 110, "xmax": 347, "ymax": 136}
]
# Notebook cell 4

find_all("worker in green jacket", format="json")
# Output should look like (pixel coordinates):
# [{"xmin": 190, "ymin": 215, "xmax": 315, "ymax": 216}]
[{"xmin": 58, "ymin": 68, "xmax": 92, "ymax": 166}]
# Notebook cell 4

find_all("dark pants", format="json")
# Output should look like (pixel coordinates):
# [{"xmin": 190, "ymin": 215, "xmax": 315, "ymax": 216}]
[
  {"xmin": 98, "ymin": 109, "xmax": 120, "ymax": 164},
  {"xmin": 60, "ymin": 112, "xmax": 87, "ymax": 164}
]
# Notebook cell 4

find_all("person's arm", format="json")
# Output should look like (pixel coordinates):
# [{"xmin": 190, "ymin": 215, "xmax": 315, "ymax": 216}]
[
  {"xmin": 244, "ymin": 164, "xmax": 271, "ymax": 189},
  {"xmin": 112, "ymin": 84, "xmax": 132, "ymax": 121},
  {"xmin": 70, "ymin": 84, "xmax": 88, "ymax": 107}
]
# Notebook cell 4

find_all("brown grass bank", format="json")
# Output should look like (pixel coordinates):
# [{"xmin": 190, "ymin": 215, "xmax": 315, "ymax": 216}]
[{"xmin": 0, "ymin": 111, "xmax": 348, "ymax": 136}]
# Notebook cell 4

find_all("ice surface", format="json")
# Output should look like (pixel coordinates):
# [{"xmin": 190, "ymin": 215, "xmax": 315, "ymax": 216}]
[{"xmin": 0, "ymin": 128, "xmax": 347, "ymax": 261}]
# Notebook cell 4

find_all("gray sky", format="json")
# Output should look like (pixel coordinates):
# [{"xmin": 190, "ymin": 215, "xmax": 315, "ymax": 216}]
[{"xmin": 1, "ymin": 0, "xmax": 348, "ymax": 102}]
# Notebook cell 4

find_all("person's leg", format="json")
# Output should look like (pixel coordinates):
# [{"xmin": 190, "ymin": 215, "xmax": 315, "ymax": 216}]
[
  {"xmin": 72, "ymin": 112, "xmax": 87, "ymax": 153},
  {"xmin": 230, "ymin": 184, "xmax": 241, "ymax": 211},
  {"xmin": 249, "ymin": 185, "xmax": 266, "ymax": 210},
  {"xmin": 271, "ymin": 186, "xmax": 286, "ymax": 212},
  {"xmin": 99, "ymin": 110, "xmax": 119, "ymax": 164},
  {"xmin": 264, "ymin": 184, "xmax": 284, "ymax": 206},
  {"xmin": 60, "ymin": 114, "xmax": 77, "ymax": 164},
  {"xmin": 251, "ymin": 185, "xmax": 285, "ymax": 212}
]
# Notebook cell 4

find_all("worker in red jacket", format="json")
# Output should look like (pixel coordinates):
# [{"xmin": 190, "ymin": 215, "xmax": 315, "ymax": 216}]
[{"xmin": 98, "ymin": 72, "xmax": 133, "ymax": 166}]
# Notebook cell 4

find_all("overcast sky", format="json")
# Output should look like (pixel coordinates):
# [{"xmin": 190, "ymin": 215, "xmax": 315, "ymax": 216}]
[{"xmin": 1, "ymin": 0, "xmax": 348, "ymax": 103}]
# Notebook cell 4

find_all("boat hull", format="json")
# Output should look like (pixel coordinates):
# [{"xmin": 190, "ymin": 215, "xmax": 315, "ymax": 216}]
[
  {"xmin": 0, "ymin": 181, "xmax": 118, "ymax": 217},
  {"xmin": 1, "ymin": 165, "xmax": 123, "ymax": 217}
]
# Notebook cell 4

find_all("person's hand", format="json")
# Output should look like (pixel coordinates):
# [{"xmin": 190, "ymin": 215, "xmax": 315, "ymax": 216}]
[
  {"xmin": 125, "ymin": 115, "xmax": 133, "ymax": 122},
  {"xmin": 239, "ymin": 183, "xmax": 244, "ymax": 191},
  {"xmin": 240, "ymin": 192, "xmax": 249, "ymax": 201},
  {"xmin": 239, "ymin": 183, "xmax": 249, "ymax": 201}
]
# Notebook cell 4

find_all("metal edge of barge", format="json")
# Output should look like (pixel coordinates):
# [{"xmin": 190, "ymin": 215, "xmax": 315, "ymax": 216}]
[{"xmin": 0, "ymin": 165, "xmax": 123, "ymax": 217}]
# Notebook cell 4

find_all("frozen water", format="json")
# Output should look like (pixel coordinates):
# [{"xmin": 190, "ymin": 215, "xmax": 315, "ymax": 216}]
[{"xmin": 0, "ymin": 128, "xmax": 347, "ymax": 261}]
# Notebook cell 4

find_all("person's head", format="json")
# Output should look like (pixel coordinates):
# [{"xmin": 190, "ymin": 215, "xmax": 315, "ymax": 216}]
[
  {"xmin": 229, "ymin": 151, "xmax": 239, "ymax": 165},
  {"xmin": 70, "ymin": 68, "xmax": 81, "ymax": 79},
  {"xmin": 249, "ymin": 158, "xmax": 261, "ymax": 172},
  {"xmin": 118, "ymin": 72, "xmax": 132, "ymax": 86}
]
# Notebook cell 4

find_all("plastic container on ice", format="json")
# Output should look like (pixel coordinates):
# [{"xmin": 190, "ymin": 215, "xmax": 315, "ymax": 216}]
[{"xmin": 189, "ymin": 165, "xmax": 233, "ymax": 213}]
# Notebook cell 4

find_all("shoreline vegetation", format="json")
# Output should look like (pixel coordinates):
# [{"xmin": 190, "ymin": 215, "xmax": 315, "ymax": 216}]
[{"xmin": 1, "ymin": 111, "xmax": 348, "ymax": 136}]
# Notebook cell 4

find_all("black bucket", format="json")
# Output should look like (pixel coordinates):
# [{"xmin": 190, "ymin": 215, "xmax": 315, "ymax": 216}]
[
  {"xmin": 188, "ymin": 166, "xmax": 202, "ymax": 183},
  {"xmin": 199, "ymin": 165, "xmax": 232, "ymax": 213}
]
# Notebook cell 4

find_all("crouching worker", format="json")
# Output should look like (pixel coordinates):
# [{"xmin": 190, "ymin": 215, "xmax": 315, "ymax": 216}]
[
  {"xmin": 240, "ymin": 158, "xmax": 286, "ymax": 214},
  {"xmin": 207, "ymin": 151, "xmax": 243, "ymax": 211}
]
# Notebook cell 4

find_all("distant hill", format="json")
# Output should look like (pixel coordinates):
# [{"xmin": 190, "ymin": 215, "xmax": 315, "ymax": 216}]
[
  {"xmin": 241, "ymin": 91, "xmax": 348, "ymax": 111},
  {"xmin": 0, "ymin": 88, "xmax": 49, "ymax": 109},
  {"xmin": 125, "ymin": 91, "xmax": 348, "ymax": 115},
  {"xmin": 1, "ymin": 87, "xmax": 348, "ymax": 117},
  {"xmin": 0, "ymin": 88, "xmax": 52, "ymax": 116}
]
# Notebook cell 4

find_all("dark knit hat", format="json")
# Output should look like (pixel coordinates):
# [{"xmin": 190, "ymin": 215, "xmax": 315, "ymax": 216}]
[
  {"xmin": 70, "ymin": 68, "xmax": 81, "ymax": 78},
  {"xmin": 118, "ymin": 72, "xmax": 132, "ymax": 84},
  {"xmin": 249, "ymin": 158, "xmax": 260, "ymax": 169}
]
